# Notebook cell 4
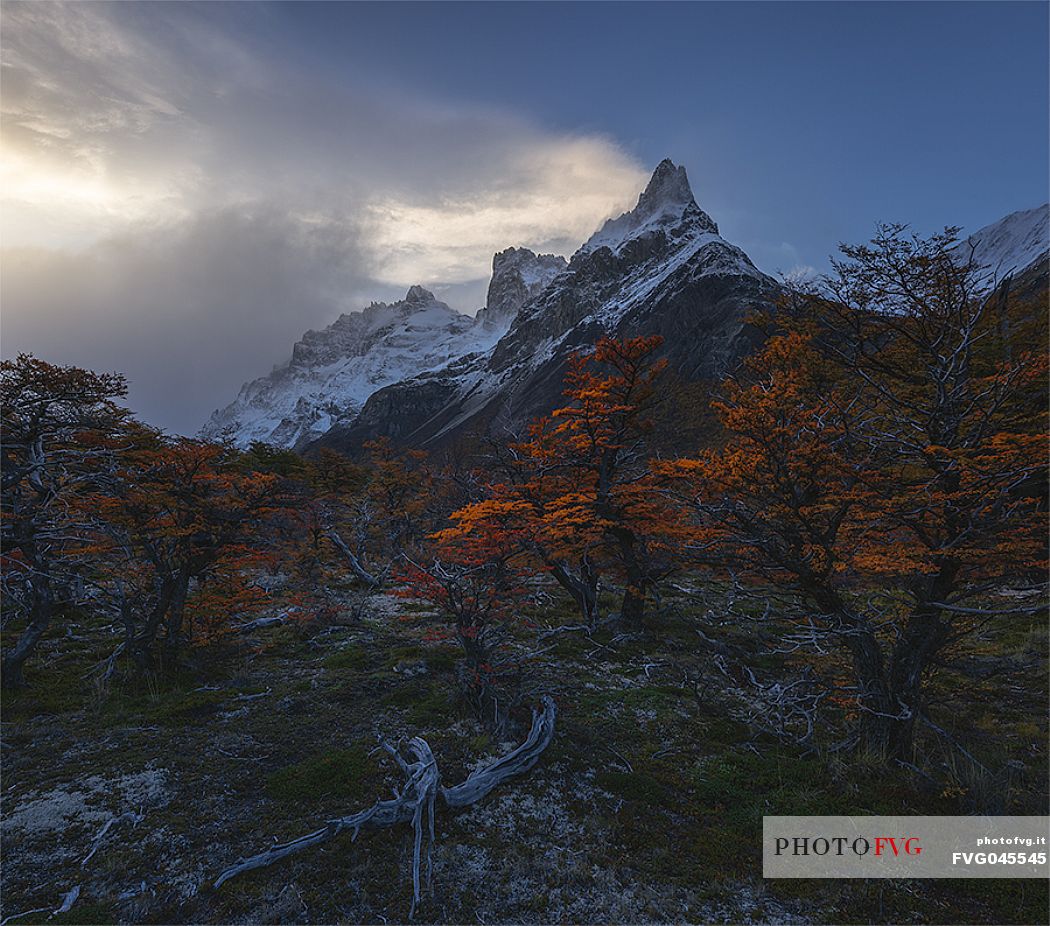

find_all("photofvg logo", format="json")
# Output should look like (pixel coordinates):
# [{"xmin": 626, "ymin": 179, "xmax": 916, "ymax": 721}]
[
  {"xmin": 763, "ymin": 816, "xmax": 1049, "ymax": 879},
  {"xmin": 774, "ymin": 834, "xmax": 923, "ymax": 859}
]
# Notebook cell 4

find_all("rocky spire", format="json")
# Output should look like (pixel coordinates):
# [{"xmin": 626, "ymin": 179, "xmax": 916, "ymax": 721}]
[
  {"xmin": 635, "ymin": 158, "xmax": 696, "ymax": 215},
  {"xmin": 404, "ymin": 284, "xmax": 436, "ymax": 304},
  {"xmin": 475, "ymin": 247, "xmax": 567, "ymax": 328},
  {"xmin": 581, "ymin": 158, "xmax": 718, "ymax": 253}
]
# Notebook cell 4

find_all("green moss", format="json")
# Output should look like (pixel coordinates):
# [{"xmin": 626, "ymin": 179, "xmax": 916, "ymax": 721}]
[
  {"xmin": 382, "ymin": 682, "xmax": 453, "ymax": 726},
  {"xmin": 265, "ymin": 745, "xmax": 380, "ymax": 803},
  {"xmin": 468, "ymin": 733, "xmax": 494, "ymax": 754},
  {"xmin": 682, "ymin": 824, "xmax": 755, "ymax": 878},
  {"xmin": 700, "ymin": 717, "xmax": 750, "ymax": 745},
  {"xmin": 381, "ymin": 642, "xmax": 461, "ymax": 676},
  {"xmin": 383, "ymin": 644, "xmax": 425, "ymax": 667},
  {"xmin": 691, "ymin": 751, "xmax": 839, "ymax": 827},
  {"xmin": 146, "ymin": 688, "xmax": 227, "ymax": 726},
  {"xmin": 422, "ymin": 647, "xmax": 458, "ymax": 673},
  {"xmin": 595, "ymin": 769, "xmax": 669, "ymax": 807},
  {"xmin": 323, "ymin": 645, "xmax": 370, "ymax": 672},
  {"xmin": 3, "ymin": 674, "xmax": 84, "ymax": 719}
]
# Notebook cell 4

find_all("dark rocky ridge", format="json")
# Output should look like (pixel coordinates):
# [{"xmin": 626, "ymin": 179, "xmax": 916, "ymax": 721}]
[
  {"xmin": 474, "ymin": 248, "xmax": 568, "ymax": 330},
  {"xmin": 310, "ymin": 159, "xmax": 781, "ymax": 454}
]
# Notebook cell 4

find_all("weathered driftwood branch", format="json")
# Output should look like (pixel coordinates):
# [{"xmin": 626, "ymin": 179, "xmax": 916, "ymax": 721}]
[
  {"xmin": 214, "ymin": 696, "xmax": 556, "ymax": 917},
  {"xmin": 326, "ymin": 528, "xmax": 382, "ymax": 589},
  {"xmin": 81, "ymin": 810, "xmax": 144, "ymax": 867},
  {"xmin": 237, "ymin": 611, "xmax": 295, "ymax": 632},
  {"xmin": 441, "ymin": 695, "xmax": 557, "ymax": 808}
]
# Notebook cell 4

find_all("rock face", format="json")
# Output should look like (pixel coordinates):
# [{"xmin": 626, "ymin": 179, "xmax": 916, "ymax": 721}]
[
  {"xmin": 201, "ymin": 287, "xmax": 494, "ymax": 448},
  {"xmin": 209, "ymin": 160, "xmax": 1047, "ymax": 456},
  {"xmin": 952, "ymin": 203, "xmax": 1049, "ymax": 285},
  {"xmin": 203, "ymin": 249, "xmax": 568, "ymax": 449},
  {"xmin": 312, "ymin": 159, "xmax": 780, "ymax": 453},
  {"xmin": 474, "ymin": 248, "xmax": 567, "ymax": 329}
]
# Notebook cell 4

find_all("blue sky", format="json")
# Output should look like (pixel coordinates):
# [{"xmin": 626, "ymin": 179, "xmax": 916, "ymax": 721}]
[
  {"xmin": 268, "ymin": 0, "xmax": 1048, "ymax": 266},
  {"xmin": 2, "ymin": 1, "xmax": 1047, "ymax": 433}
]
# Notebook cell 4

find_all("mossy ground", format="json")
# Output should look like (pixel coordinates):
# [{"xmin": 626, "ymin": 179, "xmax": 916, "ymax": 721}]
[{"xmin": 1, "ymin": 583, "xmax": 1046, "ymax": 924}]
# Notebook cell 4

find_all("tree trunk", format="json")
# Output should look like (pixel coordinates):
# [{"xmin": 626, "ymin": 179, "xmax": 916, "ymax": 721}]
[
  {"xmin": 805, "ymin": 585, "xmax": 911, "ymax": 759},
  {"xmin": 2, "ymin": 557, "xmax": 54, "ymax": 689},
  {"xmin": 619, "ymin": 584, "xmax": 647, "ymax": 629},
  {"xmin": 131, "ymin": 575, "xmax": 178, "ymax": 671},
  {"xmin": 879, "ymin": 607, "xmax": 950, "ymax": 759},
  {"xmin": 327, "ymin": 529, "xmax": 381, "ymax": 589},
  {"xmin": 457, "ymin": 631, "xmax": 505, "ymax": 731},
  {"xmin": 549, "ymin": 558, "xmax": 599, "ymax": 627},
  {"xmin": 842, "ymin": 613, "xmax": 949, "ymax": 761},
  {"xmin": 608, "ymin": 526, "xmax": 649, "ymax": 629},
  {"xmin": 161, "ymin": 571, "xmax": 190, "ymax": 670}
]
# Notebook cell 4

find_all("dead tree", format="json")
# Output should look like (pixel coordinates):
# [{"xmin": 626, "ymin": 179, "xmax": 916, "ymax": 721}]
[
  {"xmin": 326, "ymin": 526, "xmax": 382, "ymax": 589},
  {"xmin": 214, "ymin": 696, "xmax": 557, "ymax": 918}
]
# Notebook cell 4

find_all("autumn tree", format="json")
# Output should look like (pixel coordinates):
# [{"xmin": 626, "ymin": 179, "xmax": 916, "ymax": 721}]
[
  {"xmin": 664, "ymin": 225, "xmax": 1047, "ymax": 759},
  {"xmin": 89, "ymin": 432, "xmax": 279, "ymax": 669},
  {"xmin": 1, "ymin": 355, "xmax": 129, "ymax": 687},
  {"xmin": 312, "ymin": 440, "xmax": 432, "ymax": 589},
  {"xmin": 433, "ymin": 337, "xmax": 686, "ymax": 629},
  {"xmin": 402, "ymin": 518, "xmax": 527, "ymax": 730}
]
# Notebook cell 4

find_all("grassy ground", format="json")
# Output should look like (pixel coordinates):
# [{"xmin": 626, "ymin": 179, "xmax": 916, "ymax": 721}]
[{"xmin": 1, "ymin": 582, "xmax": 1046, "ymax": 925}]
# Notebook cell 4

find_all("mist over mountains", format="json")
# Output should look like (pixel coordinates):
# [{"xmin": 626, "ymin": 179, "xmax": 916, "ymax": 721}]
[{"xmin": 203, "ymin": 161, "xmax": 1048, "ymax": 455}]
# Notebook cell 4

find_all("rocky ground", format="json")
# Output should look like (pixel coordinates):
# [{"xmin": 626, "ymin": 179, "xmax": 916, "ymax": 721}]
[{"xmin": 2, "ymin": 584, "xmax": 1046, "ymax": 925}]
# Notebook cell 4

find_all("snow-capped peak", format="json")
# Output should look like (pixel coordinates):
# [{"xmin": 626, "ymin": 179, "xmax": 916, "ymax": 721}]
[
  {"xmin": 953, "ymin": 203, "xmax": 1049, "ymax": 281},
  {"xmin": 474, "ymin": 247, "xmax": 567, "ymax": 328},
  {"xmin": 200, "ymin": 242, "xmax": 572, "ymax": 449},
  {"xmin": 201, "ymin": 284, "xmax": 503, "ymax": 449},
  {"xmin": 581, "ymin": 158, "xmax": 719, "ymax": 254},
  {"xmin": 636, "ymin": 158, "xmax": 698, "ymax": 217},
  {"xmin": 404, "ymin": 284, "xmax": 437, "ymax": 304}
]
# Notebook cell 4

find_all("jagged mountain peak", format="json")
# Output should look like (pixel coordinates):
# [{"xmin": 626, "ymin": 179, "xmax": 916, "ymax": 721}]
[
  {"xmin": 201, "ymin": 282, "xmax": 497, "ymax": 449},
  {"xmin": 581, "ymin": 158, "xmax": 718, "ymax": 254},
  {"xmin": 492, "ymin": 246, "xmax": 562, "ymax": 272},
  {"xmin": 953, "ymin": 203, "xmax": 1049, "ymax": 282},
  {"xmin": 474, "ymin": 247, "xmax": 567, "ymax": 328},
  {"xmin": 403, "ymin": 284, "xmax": 437, "ymax": 304},
  {"xmin": 637, "ymin": 158, "xmax": 695, "ymax": 214},
  {"xmin": 207, "ymin": 157, "xmax": 781, "ymax": 452}
]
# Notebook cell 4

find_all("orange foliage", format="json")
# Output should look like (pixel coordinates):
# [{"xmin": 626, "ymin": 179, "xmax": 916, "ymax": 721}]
[{"xmin": 434, "ymin": 336, "xmax": 685, "ymax": 625}]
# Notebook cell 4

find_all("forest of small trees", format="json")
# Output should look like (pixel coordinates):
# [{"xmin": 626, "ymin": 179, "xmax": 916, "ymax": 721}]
[
  {"xmin": 4, "ymin": 225, "xmax": 1046, "ymax": 747},
  {"xmin": 2, "ymin": 226, "xmax": 1047, "ymax": 903}
]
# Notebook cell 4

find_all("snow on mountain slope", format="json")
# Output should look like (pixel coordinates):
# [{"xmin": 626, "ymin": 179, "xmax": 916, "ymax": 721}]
[
  {"xmin": 207, "ymin": 157, "xmax": 1045, "ymax": 457},
  {"xmin": 202, "ymin": 251, "xmax": 566, "ymax": 449},
  {"xmin": 953, "ymin": 203, "xmax": 1049, "ymax": 282},
  {"xmin": 201, "ymin": 287, "xmax": 497, "ymax": 448},
  {"xmin": 488, "ymin": 158, "xmax": 773, "ymax": 374},
  {"xmin": 315, "ymin": 159, "xmax": 780, "ymax": 454},
  {"xmin": 580, "ymin": 158, "xmax": 718, "ymax": 254}
]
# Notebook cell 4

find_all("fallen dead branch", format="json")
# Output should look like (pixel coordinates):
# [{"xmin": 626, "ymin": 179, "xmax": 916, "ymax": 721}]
[
  {"xmin": 81, "ymin": 810, "xmax": 144, "ymax": 867},
  {"xmin": 214, "ymin": 695, "xmax": 556, "ymax": 918},
  {"xmin": 237, "ymin": 613, "xmax": 292, "ymax": 632},
  {"xmin": 54, "ymin": 886, "xmax": 80, "ymax": 915}
]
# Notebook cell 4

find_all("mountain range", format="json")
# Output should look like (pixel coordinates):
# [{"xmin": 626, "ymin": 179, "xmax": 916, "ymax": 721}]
[{"xmin": 202, "ymin": 161, "xmax": 1048, "ymax": 453}]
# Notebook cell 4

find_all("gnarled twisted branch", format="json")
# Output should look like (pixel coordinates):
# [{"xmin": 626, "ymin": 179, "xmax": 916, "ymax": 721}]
[{"xmin": 214, "ymin": 696, "xmax": 556, "ymax": 918}]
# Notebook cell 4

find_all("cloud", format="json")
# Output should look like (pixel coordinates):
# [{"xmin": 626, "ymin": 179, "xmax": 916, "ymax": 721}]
[
  {"xmin": 0, "ymin": 2, "xmax": 648, "ymax": 434},
  {"xmin": 1, "ymin": 205, "xmax": 389, "ymax": 436},
  {"xmin": 366, "ymin": 136, "xmax": 645, "ymax": 287}
]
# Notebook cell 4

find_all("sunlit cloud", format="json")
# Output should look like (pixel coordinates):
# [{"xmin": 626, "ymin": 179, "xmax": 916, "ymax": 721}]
[
  {"xmin": 366, "ymin": 139, "xmax": 645, "ymax": 287},
  {"xmin": 0, "ymin": 1, "xmax": 648, "ymax": 433}
]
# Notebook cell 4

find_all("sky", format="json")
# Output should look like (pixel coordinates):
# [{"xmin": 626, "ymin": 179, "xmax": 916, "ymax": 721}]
[{"xmin": 2, "ymin": 1, "xmax": 1047, "ymax": 435}]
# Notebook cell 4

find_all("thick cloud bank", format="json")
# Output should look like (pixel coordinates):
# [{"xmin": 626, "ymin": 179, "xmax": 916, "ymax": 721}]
[{"xmin": 1, "ymin": 2, "xmax": 645, "ymax": 433}]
